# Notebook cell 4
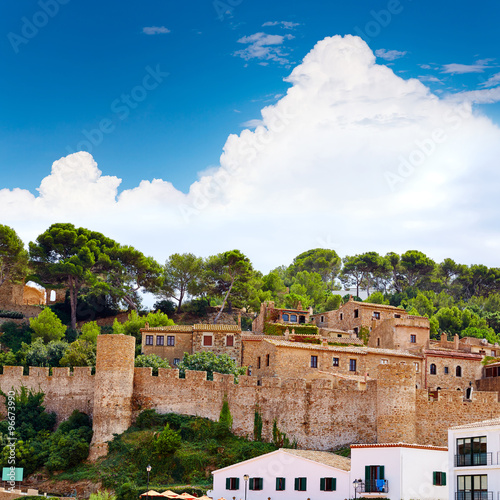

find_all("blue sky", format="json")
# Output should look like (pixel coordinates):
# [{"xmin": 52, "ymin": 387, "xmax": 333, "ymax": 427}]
[{"xmin": 2, "ymin": 0, "xmax": 500, "ymax": 272}]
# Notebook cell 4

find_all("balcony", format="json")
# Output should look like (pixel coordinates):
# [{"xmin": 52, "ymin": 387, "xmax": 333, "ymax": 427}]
[
  {"xmin": 358, "ymin": 480, "xmax": 389, "ymax": 494},
  {"xmin": 455, "ymin": 453, "xmax": 492, "ymax": 467},
  {"xmin": 455, "ymin": 491, "xmax": 493, "ymax": 500}
]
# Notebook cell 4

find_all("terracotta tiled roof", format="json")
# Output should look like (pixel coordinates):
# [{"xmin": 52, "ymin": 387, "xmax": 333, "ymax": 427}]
[
  {"xmin": 141, "ymin": 325, "xmax": 193, "ymax": 332},
  {"xmin": 425, "ymin": 349, "xmax": 482, "ymax": 359},
  {"xmin": 141, "ymin": 324, "xmax": 241, "ymax": 333},
  {"xmin": 449, "ymin": 419, "xmax": 500, "ymax": 430},
  {"xmin": 351, "ymin": 442, "xmax": 447, "ymax": 451},
  {"xmin": 281, "ymin": 449, "xmax": 351, "ymax": 471}
]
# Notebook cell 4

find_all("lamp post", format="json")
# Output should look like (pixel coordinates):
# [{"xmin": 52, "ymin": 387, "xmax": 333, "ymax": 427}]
[
  {"xmin": 243, "ymin": 474, "xmax": 249, "ymax": 500},
  {"xmin": 146, "ymin": 465, "xmax": 152, "ymax": 500},
  {"xmin": 353, "ymin": 479, "xmax": 362, "ymax": 500}
]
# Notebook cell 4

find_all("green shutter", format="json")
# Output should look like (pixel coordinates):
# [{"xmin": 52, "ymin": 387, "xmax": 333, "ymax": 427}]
[
  {"xmin": 379, "ymin": 465, "xmax": 385, "ymax": 479},
  {"xmin": 226, "ymin": 478, "xmax": 230, "ymax": 490},
  {"xmin": 249, "ymin": 478, "xmax": 254, "ymax": 490},
  {"xmin": 442, "ymin": 473, "xmax": 446, "ymax": 486},
  {"xmin": 235, "ymin": 478, "xmax": 239, "ymax": 489},
  {"xmin": 302, "ymin": 478, "xmax": 307, "ymax": 490},
  {"xmin": 333, "ymin": 478, "xmax": 337, "ymax": 491},
  {"xmin": 320, "ymin": 478, "xmax": 325, "ymax": 491},
  {"xmin": 365, "ymin": 465, "xmax": 370, "ymax": 483},
  {"xmin": 433, "ymin": 471, "xmax": 437, "ymax": 486},
  {"xmin": 295, "ymin": 478, "xmax": 299, "ymax": 490}
]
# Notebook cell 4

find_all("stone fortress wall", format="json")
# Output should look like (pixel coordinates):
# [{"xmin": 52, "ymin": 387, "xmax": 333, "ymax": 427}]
[{"xmin": 1, "ymin": 335, "xmax": 500, "ymax": 460}]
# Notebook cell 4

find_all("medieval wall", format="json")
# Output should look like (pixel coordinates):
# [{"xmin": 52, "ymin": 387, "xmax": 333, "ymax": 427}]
[{"xmin": 0, "ymin": 366, "xmax": 94, "ymax": 423}]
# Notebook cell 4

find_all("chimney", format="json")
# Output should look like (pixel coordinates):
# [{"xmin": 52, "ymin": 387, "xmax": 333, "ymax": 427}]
[
  {"xmin": 238, "ymin": 313, "xmax": 242, "ymax": 329},
  {"xmin": 454, "ymin": 334, "xmax": 460, "ymax": 350}
]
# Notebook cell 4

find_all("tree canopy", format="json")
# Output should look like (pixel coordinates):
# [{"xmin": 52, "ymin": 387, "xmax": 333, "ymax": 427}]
[{"xmin": 0, "ymin": 224, "xmax": 29, "ymax": 288}]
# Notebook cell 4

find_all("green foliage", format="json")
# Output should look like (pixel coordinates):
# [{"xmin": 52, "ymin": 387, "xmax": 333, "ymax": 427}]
[
  {"xmin": 0, "ymin": 310, "xmax": 24, "ymax": 319},
  {"xmin": 59, "ymin": 339, "xmax": 96, "ymax": 367},
  {"xmin": 271, "ymin": 418, "xmax": 297, "ymax": 449},
  {"xmin": 20, "ymin": 338, "xmax": 69, "ymax": 367},
  {"xmin": 90, "ymin": 491, "xmax": 116, "ymax": 500},
  {"xmin": 113, "ymin": 310, "xmax": 174, "ymax": 344},
  {"xmin": 323, "ymin": 293, "xmax": 342, "ymax": 311},
  {"xmin": 135, "ymin": 354, "xmax": 170, "ymax": 375},
  {"xmin": 182, "ymin": 298, "xmax": 209, "ymax": 316},
  {"xmin": 116, "ymin": 482, "xmax": 138, "ymax": 500},
  {"xmin": 154, "ymin": 424, "xmax": 182, "ymax": 455},
  {"xmin": 178, "ymin": 351, "xmax": 246, "ymax": 381},
  {"xmin": 358, "ymin": 326, "xmax": 370, "ymax": 345},
  {"xmin": 263, "ymin": 323, "xmax": 319, "ymax": 336},
  {"xmin": 0, "ymin": 321, "xmax": 32, "ymax": 352},
  {"xmin": 80, "ymin": 321, "xmax": 101, "ymax": 343},
  {"xmin": 0, "ymin": 350, "xmax": 18, "ymax": 367},
  {"xmin": 218, "ymin": 395, "xmax": 233, "ymax": 434},
  {"xmin": 364, "ymin": 292, "xmax": 389, "ymax": 305},
  {"xmin": 153, "ymin": 299, "xmax": 176, "ymax": 315},
  {"xmin": 283, "ymin": 292, "xmax": 310, "ymax": 309},
  {"xmin": 288, "ymin": 249, "xmax": 341, "ymax": 290},
  {"xmin": 29, "ymin": 307, "xmax": 67, "ymax": 343},
  {"xmin": 0, "ymin": 224, "xmax": 29, "ymax": 287},
  {"xmin": 253, "ymin": 408, "xmax": 263, "ymax": 441}
]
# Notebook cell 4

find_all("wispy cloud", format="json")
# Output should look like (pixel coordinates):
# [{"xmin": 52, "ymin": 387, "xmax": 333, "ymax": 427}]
[
  {"xmin": 480, "ymin": 72, "xmax": 500, "ymax": 88},
  {"xmin": 420, "ymin": 64, "xmax": 432, "ymax": 70},
  {"xmin": 418, "ymin": 75, "xmax": 444, "ymax": 84},
  {"xmin": 234, "ymin": 32, "xmax": 294, "ymax": 65},
  {"xmin": 375, "ymin": 49, "xmax": 407, "ymax": 61},
  {"xmin": 441, "ymin": 59, "xmax": 495, "ymax": 74},
  {"xmin": 142, "ymin": 26, "xmax": 170, "ymax": 35},
  {"xmin": 262, "ymin": 21, "xmax": 300, "ymax": 29},
  {"xmin": 241, "ymin": 118, "xmax": 264, "ymax": 128},
  {"xmin": 449, "ymin": 87, "xmax": 500, "ymax": 104}
]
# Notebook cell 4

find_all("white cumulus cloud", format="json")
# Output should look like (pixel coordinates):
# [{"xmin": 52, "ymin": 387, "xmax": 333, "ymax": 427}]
[{"xmin": 2, "ymin": 35, "xmax": 500, "ymax": 272}]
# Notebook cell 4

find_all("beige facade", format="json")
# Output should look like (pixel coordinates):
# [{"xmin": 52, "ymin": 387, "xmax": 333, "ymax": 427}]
[
  {"xmin": 141, "ymin": 324, "xmax": 242, "ymax": 366},
  {"xmin": 252, "ymin": 301, "xmax": 312, "ymax": 334}
]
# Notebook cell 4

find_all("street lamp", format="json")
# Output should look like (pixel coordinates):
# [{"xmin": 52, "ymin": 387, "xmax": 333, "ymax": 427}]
[
  {"xmin": 146, "ymin": 465, "xmax": 152, "ymax": 500},
  {"xmin": 243, "ymin": 474, "xmax": 249, "ymax": 500},
  {"xmin": 353, "ymin": 479, "xmax": 362, "ymax": 500}
]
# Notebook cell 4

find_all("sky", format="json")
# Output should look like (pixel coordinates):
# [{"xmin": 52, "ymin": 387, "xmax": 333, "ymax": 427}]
[{"xmin": 2, "ymin": 0, "xmax": 500, "ymax": 274}]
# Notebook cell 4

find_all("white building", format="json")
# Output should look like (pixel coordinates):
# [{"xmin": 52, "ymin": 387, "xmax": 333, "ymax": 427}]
[
  {"xmin": 208, "ymin": 448, "xmax": 351, "ymax": 500},
  {"xmin": 448, "ymin": 419, "xmax": 500, "ymax": 500},
  {"xmin": 350, "ymin": 443, "xmax": 448, "ymax": 500}
]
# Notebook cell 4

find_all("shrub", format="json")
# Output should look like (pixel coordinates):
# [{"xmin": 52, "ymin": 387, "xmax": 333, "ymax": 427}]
[
  {"xmin": 154, "ymin": 424, "xmax": 181, "ymax": 455},
  {"xmin": 135, "ymin": 354, "xmax": 170, "ymax": 375},
  {"xmin": 30, "ymin": 308, "xmax": 67, "ymax": 342}
]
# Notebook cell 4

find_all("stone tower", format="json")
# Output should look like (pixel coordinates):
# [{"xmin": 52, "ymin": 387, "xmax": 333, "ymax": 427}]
[
  {"xmin": 376, "ymin": 363, "xmax": 417, "ymax": 443},
  {"xmin": 89, "ymin": 334, "xmax": 136, "ymax": 460}
]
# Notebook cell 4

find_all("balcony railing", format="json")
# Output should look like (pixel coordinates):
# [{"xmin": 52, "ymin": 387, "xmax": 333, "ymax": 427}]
[
  {"xmin": 456, "ymin": 491, "xmax": 493, "ymax": 500},
  {"xmin": 455, "ymin": 453, "xmax": 492, "ymax": 466},
  {"xmin": 358, "ymin": 480, "xmax": 389, "ymax": 494}
]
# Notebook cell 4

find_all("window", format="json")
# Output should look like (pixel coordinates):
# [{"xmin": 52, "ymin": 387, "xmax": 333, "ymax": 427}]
[
  {"xmin": 266, "ymin": 354, "xmax": 270, "ymax": 366},
  {"xmin": 349, "ymin": 359, "xmax": 357, "ymax": 372},
  {"xmin": 276, "ymin": 478, "xmax": 286, "ymax": 491},
  {"xmin": 394, "ymin": 314, "xmax": 401, "ymax": 318},
  {"xmin": 226, "ymin": 335, "xmax": 234, "ymax": 347},
  {"xmin": 294, "ymin": 478, "xmax": 307, "ymax": 491},
  {"xmin": 373, "ymin": 312, "xmax": 380, "ymax": 319},
  {"xmin": 364, "ymin": 465, "xmax": 386, "ymax": 493},
  {"xmin": 282, "ymin": 313, "xmax": 289, "ymax": 321},
  {"xmin": 257, "ymin": 356, "xmax": 261, "ymax": 369},
  {"xmin": 203, "ymin": 335, "xmax": 213, "ymax": 346},
  {"xmin": 377, "ymin": 338, "xmax": 380, "ymax": 346},
  {"xmin": 320, "ymin": 478, "xmax": 337, "ymax": 492},
  {"xmin": 167, "ymin": 335, "xmax": 175, "ymax": 346},
  {"xmin": 444, "ymin": 366, "xmax": 449, "ymax": 374},
  {"xmin": 290, "ymin": 314, "xmax": 297, "ymax": 322},
  {"xmin": 173, "ymin": 358, "xmax": 180, "ymax": 366},
  {"xmin": 320, "ymin": 315, "xmax": 324, "ymax": 323},
  {"xmin": 145, "ymin": 335, "xmax": 153, "ymax": 345},
  {"xmin": 353, "ymin": 327, "xmax": 359, "ymax": 336},
  {"xmin": 340, "ymin": 313, "xmax": 343, "ymax": 321},
  {"xmin": 456, "ymin": 437, "xmax": 487, "ymax": 466},
  {"xmin": 333, "ymin": 357, "xmax": 339, "ymax": 367},
  {"xmin": 156, "ymin": 335, "xmax": 164, "ymax": 346},
  {"xmin": 311, "ymin": 355, "xmax": 318, "ymax": 368},
  {"xmin": 380, "ymin": 359, "xmax": 388, "ymax": 364},
  {"xmin": 354, "ymin": 309, "xmax": 359, "ymax": 318},
  {"xmin": 457, "ymin": 475, "xmax": 487, "ymax": 500},
  {"xmin": 249, "ymin": 478, "xmax": 263, "ymax": 491},
  {"xmin": 299, "ymin": 315, "xmax": 306, "ymax": 324},
  {"xmin": 410, "ymin": 334, "xmax": 416, "ymax": 343},
  {"xmin": 414, "ymin": 362, "xmax": 419, "ymax": 372},
  {"xmin": 430, "ymin": 363, "xmax": 437, "ymax": 375},
  {"xmin": 226, "ymin": 478, "xmax": 240, "ymax": 490},
  {"xmin": 433, "ymin": 471, "xmax": 446, "ymax": 486},
  {"xmin": 456, "ymin": 366, "xmax": 462, "ymax": 377}
]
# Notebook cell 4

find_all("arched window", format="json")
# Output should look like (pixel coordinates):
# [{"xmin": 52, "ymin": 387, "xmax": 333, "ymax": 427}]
[
  {"xmin": 430, "ymin": 363, "xmax": 437, "ymax": 375},
  {"xmin": 456, "ymin": 366, "xmax": 462, "ymax": 377}
]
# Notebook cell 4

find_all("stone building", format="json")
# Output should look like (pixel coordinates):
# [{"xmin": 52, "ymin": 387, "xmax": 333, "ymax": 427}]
[
  {"xmin": 242, "ymin": 337, "xmax": 423, "ymax": 384},
  {"xmin": 0, "ymin": 279, "xmax": 65, "ymax": 307},
  {"xmin": 140, "ymin": 323, "xmax": 242, "ymax": 366},
  {"xmin": 252, "ymin": 301, "xmax": 313, "ymax": 334}
]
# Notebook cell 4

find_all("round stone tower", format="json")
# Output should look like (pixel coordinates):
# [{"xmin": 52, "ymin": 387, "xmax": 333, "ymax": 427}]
[
  {"xmin": 376, "ymin": 363, "xmax": 417, "ymax": 443},
  {"xmin": 89, "ymin": 334, "xmax": 136, "ymax": 460}
]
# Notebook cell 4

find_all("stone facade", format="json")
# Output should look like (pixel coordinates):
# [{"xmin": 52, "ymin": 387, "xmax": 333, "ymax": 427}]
[
  {"xmin": 2, "ymin": 334, "xmax": 500, "ymax": 462},
  {"xmin": 367, "ymin": 316, "xmax": 430, "ymax": 351},
  {"xmin": 252, "ymin": 301, "xmax": 312, "ymax": 334},
  {"xmin": 0, "ymin": 280, "xmax": 65, "ymax": 307},
  {"xmin": 141, "ymin": 324, "xmax": 242, "ymax": 366}
]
